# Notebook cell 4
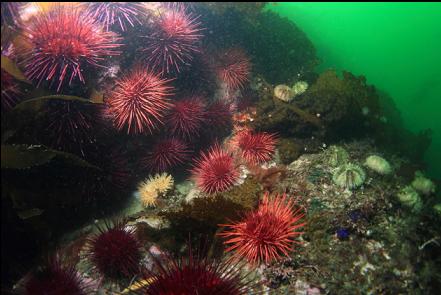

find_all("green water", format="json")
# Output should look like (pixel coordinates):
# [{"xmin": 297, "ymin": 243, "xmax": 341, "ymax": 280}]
[{"xmin": 269, "ymin": 2, "xmax": 441, "ymax": 177}]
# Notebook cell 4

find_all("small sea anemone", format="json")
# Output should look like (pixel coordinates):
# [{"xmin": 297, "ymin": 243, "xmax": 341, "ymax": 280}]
[
  {"xmin": 411, "ymin": 171, "xmax": 436, "ymax": 195},
  {"xmin": 137, "ymin": 247, "xmax": 254, "ymax": 294},
  {"xmin": 332, "ymin": 163, "xmax": 366, "ymax": 190},
  {"xmin": 191, "ymin": 144, "xmax": 240, "ymax": 194},
  {"xmin": 364, "ymin": 155, "xmax": 392, "ymax": 175},
  {"xmin": 85, "ymin": 221, "xmax": 143, "ymax": 281},
  {"xmin": 138, "ymin": 173, "xmax": 174, "ymax": 207},
  {"xmin": 326, "ymin": 145, "xmax": 349, "ymax": 167},
  {"xmin": 219, "ymin": 192, "xmax": 305, "ymax": 265},
  {"xmin": 230, "ymin": 129, "xmax": 277, "ymax": 165},
  {"xmin": 21, "ymin": 255, "xmax": 91, "ymax": 295},
  {"xmin": 396, "ymin": 185, "xmax": 422, "ymax": 212}
]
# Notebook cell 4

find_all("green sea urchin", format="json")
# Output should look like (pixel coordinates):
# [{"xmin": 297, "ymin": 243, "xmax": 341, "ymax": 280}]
[{"xmin": 332, "ymin": 163, "xmax": 366, "ymax": 190}]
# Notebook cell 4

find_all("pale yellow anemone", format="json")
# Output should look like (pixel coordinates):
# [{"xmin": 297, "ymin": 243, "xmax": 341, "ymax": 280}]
[{"xmin": 137, "ymin": 173, "xmax": 174, "ymax": 208}]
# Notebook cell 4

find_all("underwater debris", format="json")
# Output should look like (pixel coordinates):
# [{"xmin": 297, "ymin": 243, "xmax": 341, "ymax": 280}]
[
  {"xmin": 332, "ymin": 163, "xmax": 366, "ymax": 190},
  {"xmin": 411, "ymin": 171, "xmax": 436, "ymax": 196},
  {"xmin": 219, "ymin": 192, "xmax": 305, "ymax": 265},
  {"xmin": 364, "ymin": 155, "xmax": 392, "ymax": 175}
]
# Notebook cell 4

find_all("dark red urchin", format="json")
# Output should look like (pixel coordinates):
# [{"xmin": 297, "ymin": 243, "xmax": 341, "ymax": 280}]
[
  {"xmin": 205, "ymin": 99, "xmax": 233, "ymax": 131},
  {"xmin": 22, "ymin": 255, "xmax": 91, "ymax": 295},
  {"xmin": 166, "ymin": 96, "xmax": 207, "ymax": 139},
  {"xmin": 230, "ymin": 129, "xmax": 277, "ymax": 165},
  {"xmin": 107, "ymin": 66, "xmax": 174, "ymax": 134},
  {"xmin": 191, "ymin": 144, "xmax": 239, "ymax": 194},
  {"xmin": 137, "ymin": 248, "xmax": 253, "ymax": 295},
  {"xmin": 142, "ymin": 137, "xmax": 192, "ymax": 173},
  {"xmin": 1, "ymin": 69, "xmax": 22, "ymax": 111},
  {"xmin": 142, "ymin": 4, "xmax": 204, "ymax": 75},
  {"xmin": 85, "ymin": 2, "xmax": 145, "ymax": 32},
  {"xmin": 41, "ymin": 100, "xmax": 98, "ymax": 157},
  {"xmin": 213, "ymin": 48, "xmax": 252, "ymax": 91},
  {"xmin": 219, "ymin": 192, "xmax": 305, "ymax": 265},
  {"xmin": 21, "ymin": 6, "xmax": 122, "ymax": 92},
  {"xmin": 86, "ymin": 221, "xmax": 143, "ymax": 281}
]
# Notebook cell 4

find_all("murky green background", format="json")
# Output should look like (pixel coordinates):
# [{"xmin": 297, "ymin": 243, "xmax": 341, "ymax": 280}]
[{"xmin": 269, "ymin": 2, "xmax": 441, "ymax": 177}]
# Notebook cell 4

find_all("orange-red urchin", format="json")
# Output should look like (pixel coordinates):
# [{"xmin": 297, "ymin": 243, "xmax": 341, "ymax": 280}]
[
  {"xmin": 166, "ymin": 96, "xmax": 207, "ymax": 140},
  {"xmin": 142, "ymin": 137, "xmax": 192, "ymax": 173},
  {"xmin": 191, "ymin": 144, "xmax": 240, "ymax": 194},
  {"xmin": 21, "ymin": 6, "xmax": 122, "ymax": 92},
  {"xmin": 137, "ymin": 248, "xmax": 253, "ymax": 295},
  {"xmin": 85, "ymin": 221, "xmax": 143, "ymax": 281},
  {"xmin": 218, "ymin": 192, "xmax": 305, "ymax": 265},
  {"xmin": 230, "ymin": 129, "xmax": 278, "ymax": 165},
  {"xmin": 106, "ymin": 66, "xmax": 174, "ymax": 134},
  {"xmin": 213, "ymin": 48, "xmax": 252, "ymax": 91}
]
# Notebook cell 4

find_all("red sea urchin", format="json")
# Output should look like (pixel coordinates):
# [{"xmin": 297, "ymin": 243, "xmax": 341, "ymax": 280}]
[
  {"xmin": 1, "ymin": 69, "xmax": 22, "ymax": 111},
  {"xmin": 142, "ymin": 137, "xmax": 191, "ymax": 173},
  {"xmin": 213, "ymin": 48, "xmax": 252, "ymax": 91},
  {"xmin": 142, "ymin": 4, "xmax": 204, "ymax": 75},
  {"xmin": 107, "ymin": 66, "xmax": 173, "ymax": 134},
  {"xmin": 219, "ymin": 192, "xmax": 305, "ymax": 265},
  {"xmin": 231, "ymin": 129, "xmax": 277, "ymax": 165},
  {"xmin": 86, "ymin": 221, "xmax": 143, "ymax": 280},
  {"xmin": 85, "ymin": 2, "xmax": 145, "ymax": 31},
  {"xmin": 166, "ymin": 96, "xmax": 207, "ymax": 139},
  {"xmin": 21, "ymin": 6, "xmax": 122, "ymax": 92},
  {"xmin": 137, "ymin": 248, "xmax": 253, "ymax": 295},
  {"xmin": 191, "ymin": 144, "xmax": 239, "ymax": 194},
  {"xmin": 22, "ymin": 255, "xmax": 91, "ymax": 295},
  {"xmin": 41, "ymin": 100, "xmax": 98, "ymax": 157}
]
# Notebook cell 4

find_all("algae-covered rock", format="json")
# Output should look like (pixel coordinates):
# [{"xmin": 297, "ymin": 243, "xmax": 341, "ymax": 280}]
[
  {"xmin": 365, "ymin": 155, "xmax": 392, "ymax": 175},
  {"xmin": 277, "ymin": 138, "xmax": 302, "ymax": 164},
  {"xmin": 218, "ymin": 178, "xmax": 262, "ymax": 210},
  {"xmin": 332, "ymin": 163, "xmax": 366, "ymax": 190}
]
